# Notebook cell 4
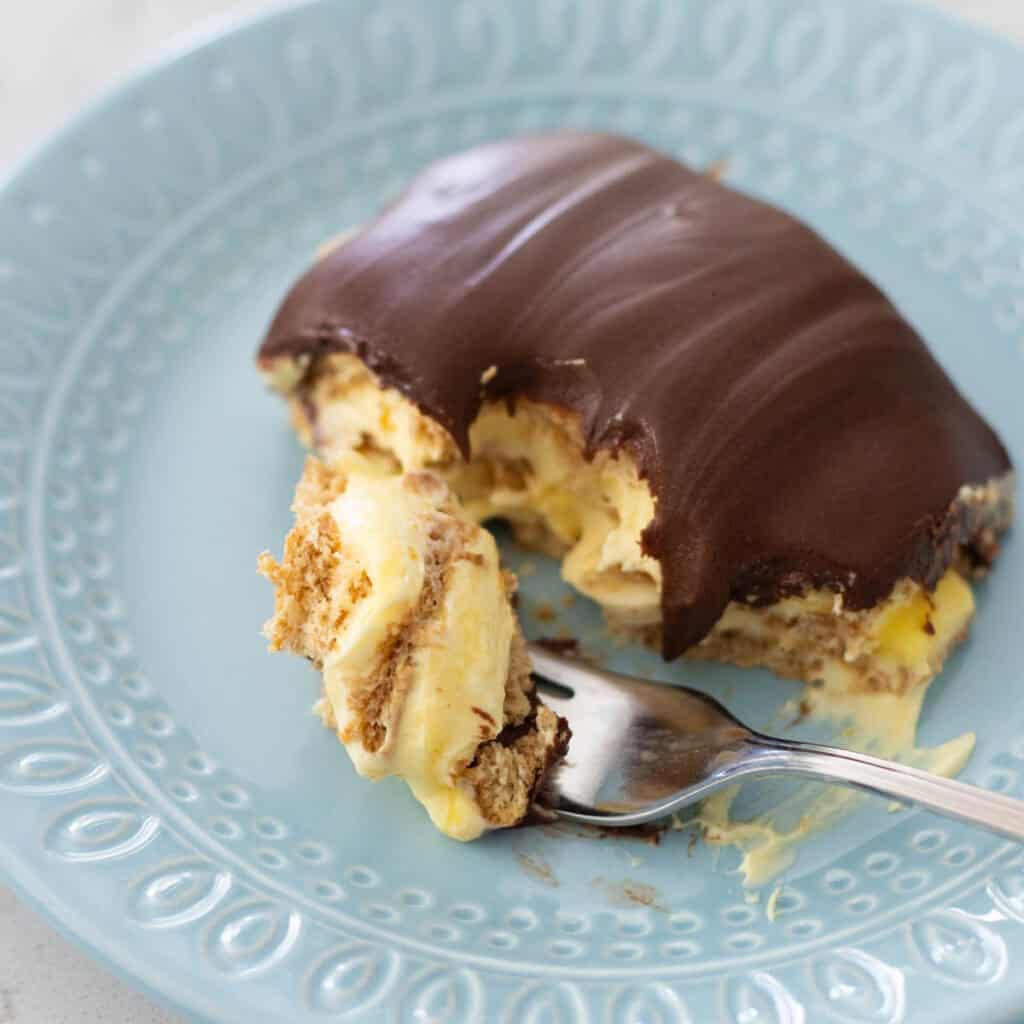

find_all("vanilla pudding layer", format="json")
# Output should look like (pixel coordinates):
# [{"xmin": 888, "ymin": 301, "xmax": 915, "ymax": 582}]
[
  {"xmin": 259, "ymin": 455, "xmax": 569, "ymax": 840},
  {"xmin": 266, "ymin": 352, "xmax": 1014, "ymax": 698}
]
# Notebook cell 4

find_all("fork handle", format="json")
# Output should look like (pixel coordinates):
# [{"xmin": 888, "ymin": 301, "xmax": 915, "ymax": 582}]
[{"xmin": 748, "ymin": 738, "xmax": 1024, "ymax": 842}]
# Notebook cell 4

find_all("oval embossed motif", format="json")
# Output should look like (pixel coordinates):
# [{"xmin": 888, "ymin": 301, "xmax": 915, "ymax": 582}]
[
  {"xmin": 396, "ymin": 966, "xmax": 482, "ymax": 1023},
  {"xmin": 773, "ymin": 3, "xmax": 844, "ymax": 99},
  {"xmin": 74, "ymin": 153, "xmax": 171, "ymax": 237},
  {"xmin": 502, "ymin": 980, "xmax": 587, "ymax": 1023},
  {"xmin": 700, "ymin": 0, "xmax": 764, "ymax": 83},
  {"xmin": 22, "ymin": 201, "xmax": 130, "ymax": 286},
  {"xmin": 44, "ymin": 798, "xmax": 159, "ymax": 862},
  {"xmin": 119, "ymin": 111, "xmax": 222, "ymax": 207},
  {"xmin": 606, "ymin": 982, "xmax": 690, "ymax": 1024},
  {"xmin": 0, "ymin": 464, "xmax": 20, "ymax": 511},
  {"xmin": 810, "ymin": 949, "xmax": 905, "ymax": 1022},
  {"xmin": 618, "ymin": 0, "xmax": 684, "ymax": 72},
  {"xmin": 722, "ymin": 971, "xmax": 804, "ymax": 1024},
  {"xmin": 908, "ymin": 909, "xmax": 1007, "ymax": 987},
  {"xmin": 0, "ymin": 605, "xmax": 37, "ymax": 653},
  {"xmin": 129, "ymin": 857, "xmax": 232, "ymax": 929},
  {"xmin": 304, "ymin": 941, "xmax": 400, "ymax": 1015},
  {"xmin": 0, "ymin": 534, "xmax": 23, "ymax": 579},
  {"xmin": 0, "ymin": 740, "xmax": 105, "ymax": 793},
  {"xmin": 987, "ymin": 865, "xmax": 1024, "ymax": 924},
  {"xmin": 854, "ymin": 24, "xmax": 927, "ymax": 123},
  {"xmin": 203, "ymin": 899, "xmax": 302, "ymax": 976},
  {"xmin": 455, "ymin": 0, "xmax": 518, "ymax": 81},
  {"xmin": 363, "ymin": 8, "xmax": 436, "ymax": 96},
  {"xmin": 0, "ymin": 671, "xmax": 65, "ymax": 725},
  {"xmin": 280, "ymin": 33, "xmax": 357, "ymax": 124},
  {"xmin": 922, "ymin": 53, "xmax": 994, "ymax": 149},
  {"xmin": 204, "ymin": 64, "xmax": 289, "ymax": 159},
  {"xmin": 537, "ymin": 0, "xmax": 599, "ymax": 71}
]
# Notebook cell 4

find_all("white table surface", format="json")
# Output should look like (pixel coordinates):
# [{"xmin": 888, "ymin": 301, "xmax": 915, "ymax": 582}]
[{"xmin": 1, "ymin": 1, "xmax": 1022, "ymax": 1020}]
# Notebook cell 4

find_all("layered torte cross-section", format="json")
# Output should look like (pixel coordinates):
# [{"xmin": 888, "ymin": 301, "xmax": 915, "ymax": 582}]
[
  {"xmin": 259, "ymin": 133, "xmax": 1014, "ymax": 844},
  {"xmin": 259, "ymin": 132, "xmax": 1012, "ymax": 704},
  {"xmin": 259, "ymin": 455, "xmax": 569, "ymax": 839}
]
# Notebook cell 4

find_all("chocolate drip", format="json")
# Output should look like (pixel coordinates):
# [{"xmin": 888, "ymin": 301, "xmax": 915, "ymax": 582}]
[{"xmin": 260, "ymin": 133, "xmax": 1011, "ymax": 658}]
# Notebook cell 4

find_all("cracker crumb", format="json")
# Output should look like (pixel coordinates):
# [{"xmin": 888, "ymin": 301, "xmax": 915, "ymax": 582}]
[
  {"xmin": 536, "ymin": 636, "xmax": 579, "ymax": 657},
  {"xmin": 260, "ymin": 458, "xmax": 570, "ymax": 833},
  {"xmin": 593, "ymin": 877, "xmax": 666, "ymax": 913},
  {"xmin": 705, "ymin": 159, "xmax": 729, "ymax": 181},
  {"xmin": 533, "ymin": 602, "xmax": 558, "ymax": 623},
  {"xmin": 315, "ymin": 227, "xmax": 357, "ymax": 260},
  {"xmin": 516, "ymin": 852, "xmax": 558, "ymax": 887}
]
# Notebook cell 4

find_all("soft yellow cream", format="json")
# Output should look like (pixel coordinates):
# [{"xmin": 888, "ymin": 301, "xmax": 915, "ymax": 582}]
[
  {"xmin": 270, "ymin": 351, "xmax": 984, "ymax": 869},
  {"xmin": 456, "ymin": 398, "xmax": 661, "ymax": 622},
  {"xmin": 697, "ymin": 569, "xmax": 977, "ymax": 886},
  {"xmin": 301, "ymin": 356, "xmax": 452, "ymax": 470},
  {"xmin": 698, "ymin": 726, "xmax": 976, "ymax": 888},
  {"xmin": 874, "ymin": 570, "xmax": 972, "ymax": 668},
  {"xmin": 319, "ymin": 469, "xmax": 512, "ymax": 841},
  {"xmin": 294, "ymin": 355, "xmax": 663, "ymax": 627}
]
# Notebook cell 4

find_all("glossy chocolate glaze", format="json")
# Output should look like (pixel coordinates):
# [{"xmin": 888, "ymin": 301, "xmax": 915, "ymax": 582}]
[{"xmin": 260, "ymin": 133, "xmax": 1012, "ymax": 658}]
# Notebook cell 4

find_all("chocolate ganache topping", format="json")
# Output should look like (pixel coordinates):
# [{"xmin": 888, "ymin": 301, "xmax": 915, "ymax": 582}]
[{"xmin": 260, "ymin": 133, "xmax": 1011, "ymax": 658}]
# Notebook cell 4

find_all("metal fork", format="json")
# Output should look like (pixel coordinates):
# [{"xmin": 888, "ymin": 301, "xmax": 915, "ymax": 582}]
[{"xmin": 528, "ymin": 644, "xmax": 1024, "ymax": 840}]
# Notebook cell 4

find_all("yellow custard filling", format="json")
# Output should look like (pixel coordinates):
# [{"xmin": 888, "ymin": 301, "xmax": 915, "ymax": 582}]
[{"xmin": 264, "ymin": 350, "xmax": 994, "ymax": 876}]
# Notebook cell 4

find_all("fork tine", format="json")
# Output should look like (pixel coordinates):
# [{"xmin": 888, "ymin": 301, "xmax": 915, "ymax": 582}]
[
  {"xmin": 528, "ymin": 643, "xmax": 604, "ymax": 695},
  {"xmin": 531, "ymin": 676, "xmax": 575, "ymax": 718}
]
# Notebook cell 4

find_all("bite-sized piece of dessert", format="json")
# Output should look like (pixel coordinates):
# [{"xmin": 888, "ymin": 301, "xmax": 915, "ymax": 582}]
[
  {"xmin": 257, "ymin": 131, "xmax": 1013, "ymax": 699},
  {"xmin": 258, "ymin": 456, "xmax": 569, "ymax": 839}
]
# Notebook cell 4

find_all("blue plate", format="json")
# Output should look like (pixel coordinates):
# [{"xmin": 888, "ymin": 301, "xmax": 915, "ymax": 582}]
[{"xmin": 1, "ymin": 1, "xmax": 1022, "ymax": 1020}]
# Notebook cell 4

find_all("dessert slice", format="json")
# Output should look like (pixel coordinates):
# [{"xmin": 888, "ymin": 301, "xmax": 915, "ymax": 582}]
[
  {"xmin": 263, "ymin": 355, "xmax": 1010, "ymax": 702},
  {"xmin": 258, "ymin": 456, "xmax": 569, "ymax": 839},
  {"xmin": 257, "ymin": 132, "xmax": 1013, "ymax": 703}
]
